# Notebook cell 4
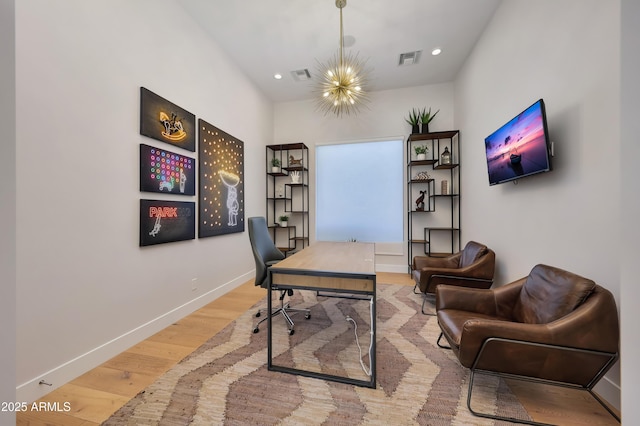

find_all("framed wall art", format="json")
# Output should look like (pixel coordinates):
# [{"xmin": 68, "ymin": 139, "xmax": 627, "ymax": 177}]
[
  {"xmin": 140, "ymin": 199, "xmax": 195, "ymax": 246},
  {"xmin": 139, "ymin": 144, "xmax": 196, "ymax": 195},
  {"xmin": 139, "ymin": 87, "xmax": 196, "ymax": 152},
  {"xmin": 198, "ymin": 119, "xmax": 245, "ymax": 238}
]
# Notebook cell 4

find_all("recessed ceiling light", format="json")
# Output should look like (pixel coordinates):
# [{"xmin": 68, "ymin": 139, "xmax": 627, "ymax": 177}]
[
  {"xmin": 274, "ymin": 73, "xmax": 283, "ymax": 80},
  {"xmin": 431, "ymin": 48, "xmax": 442, "ymax": 56}
]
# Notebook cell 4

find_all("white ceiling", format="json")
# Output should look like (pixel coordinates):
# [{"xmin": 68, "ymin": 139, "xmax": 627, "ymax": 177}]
[{"xmin": 178, "ymin": 0, "xmax": 502, "ymax": 103}]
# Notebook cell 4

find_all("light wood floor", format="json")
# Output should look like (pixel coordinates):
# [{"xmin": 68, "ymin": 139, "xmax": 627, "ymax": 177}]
[{"xmin": 17, "ymin": 272, "xmax": 619, "ymax": 425}]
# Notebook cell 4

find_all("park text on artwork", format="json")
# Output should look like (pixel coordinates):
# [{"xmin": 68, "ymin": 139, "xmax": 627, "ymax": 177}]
[
  {"xmin": 198, "ymin": 119, "xmax": 245, "ymax": 238},
  {"xmin": 139, "ymin": 199, "xmax": 195, "ymax": 246}
]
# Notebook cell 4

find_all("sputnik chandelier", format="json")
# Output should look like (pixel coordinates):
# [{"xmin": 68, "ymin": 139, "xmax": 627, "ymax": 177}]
[{"xmin": 316, "ymin": 0, "xmax": 370, "ymax": 117}]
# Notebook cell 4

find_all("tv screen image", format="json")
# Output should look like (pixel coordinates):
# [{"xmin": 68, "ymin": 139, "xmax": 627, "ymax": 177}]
[{"xmin": 485, "ymin": 99, "xmax": 551, "ymax": 185}]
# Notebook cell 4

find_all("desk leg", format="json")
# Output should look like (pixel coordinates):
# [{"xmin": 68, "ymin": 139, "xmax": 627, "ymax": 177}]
[
  {"xmin": 267, "ymin": 272, "xmax": 273, "ymax": 370},
  {"xmin": 371, "ymin": 278, "xmax": 376, "ymax": 387}
]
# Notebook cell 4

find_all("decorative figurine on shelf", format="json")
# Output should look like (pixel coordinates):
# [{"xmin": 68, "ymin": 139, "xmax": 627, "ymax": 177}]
[
  {"xmin": 290, "ymin": 171, "xmax": 300, "ymax": 183},
  {"xmin": 414, "ymin": 171, "xmax": 431, "ymax": 181},
  {"xmin": 289, "ymin": 155, "xmax": 303, "ymax": 166},
  {"xmin": 441, "ymin": 146, "xmax": 452, "ymax": 165},
  {"xmin": 276, "ymin": 184, "xmax": 285, "ymax": 198},
  {"xmin": 415, "ymin": 190, "xmax": 426, "ymax": 211}
]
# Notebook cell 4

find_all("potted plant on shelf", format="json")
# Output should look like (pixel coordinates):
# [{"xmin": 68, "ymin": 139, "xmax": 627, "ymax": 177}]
[
  {"xmin": 270, "ymin": 157, "xmax": 281, "ymax": 173},
  {"xmin": 420, "ymin": 107, "xmax": 440, "ymax": 134},
  {"xmin": 405, "ymin": 108, "xmax": 420, "ymax": 134},
  {"xmin": 414, "ymin": 145, "xmax": 428, "ymax": 161},
  {"xmin": 279, "ymin": 215, "xmax": 289, "ymax": 227}
]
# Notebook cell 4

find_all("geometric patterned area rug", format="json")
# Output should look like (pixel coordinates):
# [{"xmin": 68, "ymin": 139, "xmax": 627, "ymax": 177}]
[{"xmin": 103, "ymin": 284, "xmax": 531, "ymax": 425}]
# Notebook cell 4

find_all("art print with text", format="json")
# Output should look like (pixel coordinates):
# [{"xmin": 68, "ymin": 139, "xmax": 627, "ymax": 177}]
[{"xmin": 139, "ymin": 199, "xmax": 195, "ymax": 246}]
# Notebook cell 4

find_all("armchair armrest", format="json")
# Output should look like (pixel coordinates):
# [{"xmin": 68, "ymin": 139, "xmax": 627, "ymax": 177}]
[
  {"xmin": 458, "ymin": 318, "xmax": 618, "ymax": 387},
  {"xmin": 457, "ymin": 319, "xmax": 552, "ymax": 367},
  {"xmin": 436, "ymin": 285, "xmax": 498, "ymax": 315},
  {"xmin": 413, "ymin": 254, "xmax": 459, "ymax": 270}
]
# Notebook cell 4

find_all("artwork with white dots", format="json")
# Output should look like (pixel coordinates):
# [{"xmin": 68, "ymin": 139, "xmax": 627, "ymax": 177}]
[{"xmin": 198, "ymin": 119, "xmax": 245, "ymax": 237}]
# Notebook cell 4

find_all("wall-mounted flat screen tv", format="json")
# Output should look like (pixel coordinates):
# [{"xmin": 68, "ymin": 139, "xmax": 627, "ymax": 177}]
[{"xmin": 485, "ymin": 99, "xmax": 552, "ymax": 186}]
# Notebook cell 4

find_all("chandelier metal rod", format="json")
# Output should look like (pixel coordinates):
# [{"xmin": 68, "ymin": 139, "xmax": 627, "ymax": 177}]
[{"xmin": 339, "ymin": 4, "xmax": 344, "ymax": 68}]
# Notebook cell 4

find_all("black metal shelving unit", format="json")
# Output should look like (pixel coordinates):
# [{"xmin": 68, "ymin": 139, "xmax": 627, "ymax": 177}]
[
  {"xmin": 266, "ymin": 143, "xmax": 309, "ymax": 255},
  {"xmin": 407, "ymin": 131, "xmax": 461, "ymax": 271}
]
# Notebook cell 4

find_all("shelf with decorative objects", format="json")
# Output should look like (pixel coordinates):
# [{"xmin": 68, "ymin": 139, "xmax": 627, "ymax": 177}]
[
  {"xmin": 266, "ymin": 143, "xmax": 309, "ymax": 255},
  {"xmin": 407, "ymin": 131, "xmax": 461, "ymax": 270}
]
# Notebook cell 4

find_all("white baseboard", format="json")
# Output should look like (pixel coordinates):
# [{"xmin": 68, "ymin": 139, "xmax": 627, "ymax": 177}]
[
  {"xmin": 375, "ymin": 263, "xmax": 408, "ymax": 274},
  {"xmin": 16, "ymin": 271, "xmax": 254, "ymax": 404},
  {"xmin": 594, "ymin": 374, "xmax": 621, "ymax": 412}
]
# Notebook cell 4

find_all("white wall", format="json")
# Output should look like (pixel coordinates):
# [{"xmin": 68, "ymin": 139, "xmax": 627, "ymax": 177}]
[
  {"xmin": 1, "ymin": 0, "xmax": 17, "ymax": 423},
  {"xmin": 620, "ymin": 0, "xmax": 640, "ymax": 423},
  {"xmin": 454, "ymin": 0, "xmax": 621, "ymax": 409},
  {"xmin": 15, "ymin": 0, "xmax": 272, "ymax": 402},
  {"xmin": 274, "ymin": 83, "xmax": 455, "ymax": 271}
]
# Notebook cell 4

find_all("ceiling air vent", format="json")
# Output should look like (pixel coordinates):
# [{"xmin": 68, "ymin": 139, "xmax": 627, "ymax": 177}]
[
  {"xmin": 290, "ymin": 69, "xmax": 311, "ymax": 81},
  {"xmin": 398, "ymin": 50, "xmax": 422, "ymax": 66}
]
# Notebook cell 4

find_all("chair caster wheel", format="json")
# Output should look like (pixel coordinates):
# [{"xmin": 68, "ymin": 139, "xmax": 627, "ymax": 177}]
[
  {"xmin": 288, "ymin": 329, "xmax": 295, "ymax": 336},
  {"xmin": 305, "ymin": 313, "xmax": 311, "ymax": 319},
  {"xmin": 255, "ymin": 312, "xmax": 261, "ymax": 318},
  {"xmin": 253, "ymin": 327, "xmax": 259, "ymax": 334}
]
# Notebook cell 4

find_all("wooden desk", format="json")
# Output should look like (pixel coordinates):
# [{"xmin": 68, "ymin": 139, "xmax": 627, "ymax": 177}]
[{"xmin": 268, "ymin": 241, "xmax": 377, "ymax": 388}]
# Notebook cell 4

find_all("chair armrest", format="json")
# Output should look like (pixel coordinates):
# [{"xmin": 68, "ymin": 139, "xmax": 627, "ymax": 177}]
[
  {"xmin": 436, "ymin": 279, "xmax": 525, "ymax": 317},
  {"xmin": 456, "ymin": 319, "xmax": 553, "ymax": 367},
  {"xmin": 413, "ymin": 254, "xmax": 460, "ymax": 270},
  {"xmin": 436, "ymin": 285, "xmax": 497, "ymax": 315},
  {"xmin": 458, "ymin": 317, "xmax": 618, "ymax": 386}
]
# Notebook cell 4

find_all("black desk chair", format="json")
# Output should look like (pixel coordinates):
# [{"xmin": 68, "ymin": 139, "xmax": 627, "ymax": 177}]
[{"xmin": 248, "ymin": 217, "xmax": 310, "ymax": 335}]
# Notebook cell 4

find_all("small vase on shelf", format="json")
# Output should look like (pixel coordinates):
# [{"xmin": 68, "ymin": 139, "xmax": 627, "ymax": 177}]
[{"xmin": 441, "ymin": 147, "xmax": 451, "ymax": 165}]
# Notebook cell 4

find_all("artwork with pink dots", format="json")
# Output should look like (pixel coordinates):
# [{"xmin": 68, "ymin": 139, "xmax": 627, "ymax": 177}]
[{"xmin": 139, "ymin": 144, "xmax": 195, "ymax": 195}]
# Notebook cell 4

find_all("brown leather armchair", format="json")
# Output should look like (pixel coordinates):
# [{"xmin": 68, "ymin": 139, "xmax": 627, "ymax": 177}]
[
  {"xmin": 412, "ymin": 241, "xmax": 495, "ymax": 314},
  {"xmin": 436, "ymin": 264, "xmax": 620, "ymax": 424}
]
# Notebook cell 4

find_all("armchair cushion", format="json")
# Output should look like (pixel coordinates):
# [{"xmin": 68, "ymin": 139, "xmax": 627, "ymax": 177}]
[
  {"xmin": 512, "ymin": 264, "xmax": 596, "ymax": 324},
  {"xmin": 459, "ymin": 241, "xmax": 488, "ymax": 268}
]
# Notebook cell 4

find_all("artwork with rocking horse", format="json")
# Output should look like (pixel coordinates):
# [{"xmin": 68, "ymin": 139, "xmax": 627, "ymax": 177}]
[{"xmin": 140, "ymin": 87, "xmax": 196, "ymax": 151}]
